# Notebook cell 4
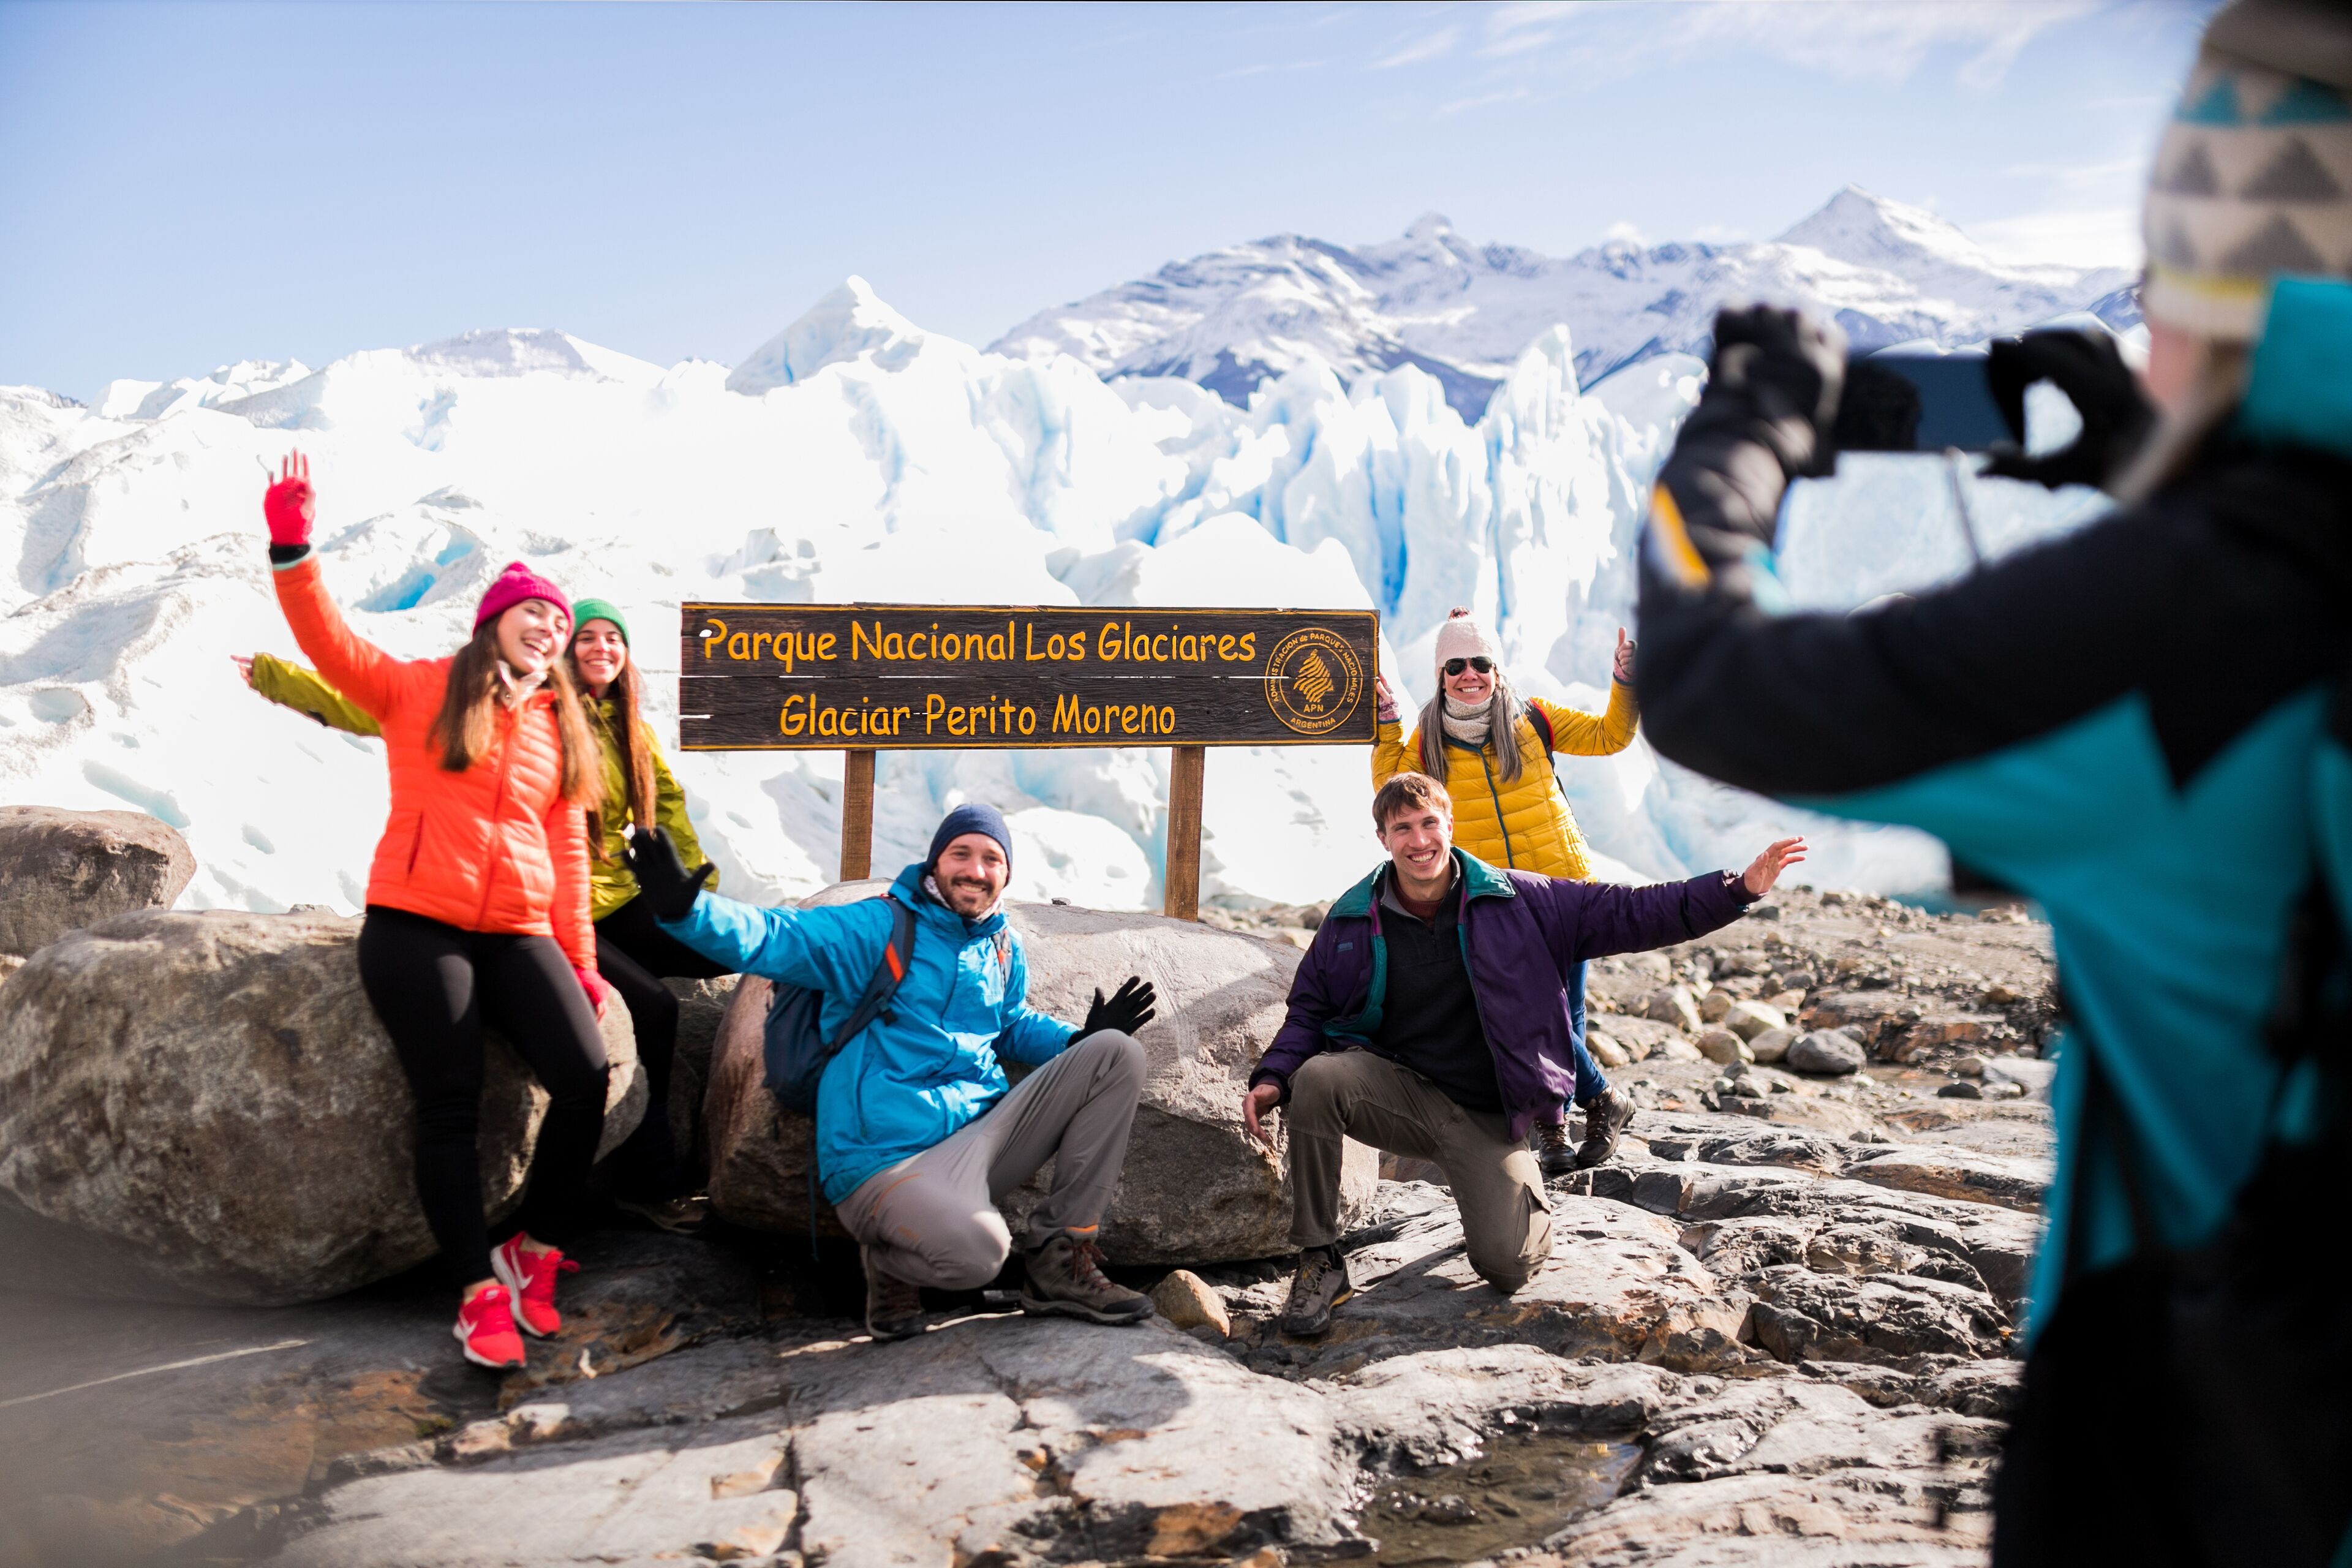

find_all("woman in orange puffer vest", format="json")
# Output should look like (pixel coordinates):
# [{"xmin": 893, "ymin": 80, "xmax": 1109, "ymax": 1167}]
[{"xmin": 263, "ymin": 453, "xmax": 613, "ymax": 1373}]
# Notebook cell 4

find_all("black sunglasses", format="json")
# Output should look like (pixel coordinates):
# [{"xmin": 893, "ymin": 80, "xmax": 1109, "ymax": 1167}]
[{"xmin": 1443, "ymin": 657, "xmax": 1494, "ymax": 677}]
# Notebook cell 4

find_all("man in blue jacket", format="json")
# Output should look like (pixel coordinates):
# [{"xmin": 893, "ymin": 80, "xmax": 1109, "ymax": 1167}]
[
  {"xmin": 627, "ymin": 804, "xmax": 1158, "ymax": 1340},
  {"xmin": 1245, "ymin": 771, "xmax": 1803, "ymax": 1335}
]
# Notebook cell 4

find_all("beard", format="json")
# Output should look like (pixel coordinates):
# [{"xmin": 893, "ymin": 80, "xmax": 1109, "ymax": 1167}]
[{"xmin": 943, "ymin": 876, "xmax": 998, "ymax": 913}]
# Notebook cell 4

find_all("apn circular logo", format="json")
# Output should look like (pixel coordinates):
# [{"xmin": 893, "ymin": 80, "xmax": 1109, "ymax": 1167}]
[{"xmin": 1263, "ymin": 627, "xmax": 1363, "ymax": 736}]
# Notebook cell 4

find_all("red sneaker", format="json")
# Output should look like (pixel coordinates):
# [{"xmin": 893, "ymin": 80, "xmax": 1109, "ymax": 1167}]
[
  {"xmin": 454, "ymin": 1283, "xmax": 526, "ymax": 1370},
  {"xmin": 491, "ymin": 1235, "xmax": 579, "ymax": 1338}
]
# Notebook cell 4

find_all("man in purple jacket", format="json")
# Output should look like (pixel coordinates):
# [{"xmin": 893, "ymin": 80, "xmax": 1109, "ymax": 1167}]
[{"xmin": 1243, "ymin": 772, "xmax": 1804, "ymax": 1336}]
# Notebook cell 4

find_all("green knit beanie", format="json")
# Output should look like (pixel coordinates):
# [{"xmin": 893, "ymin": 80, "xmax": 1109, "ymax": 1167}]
[{"xmin": 571, "ymin": 597, "xmax": 629, "ymax": 646}]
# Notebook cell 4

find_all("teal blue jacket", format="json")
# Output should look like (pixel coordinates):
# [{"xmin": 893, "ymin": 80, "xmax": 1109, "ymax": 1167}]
[
  {"xmin": 660, "ymin": 863, "xmax": 1076, "ymax": 1202},
  {"xmin": 1638, "ymin": 279, "xmax": 2352, "ymax": 1336}
]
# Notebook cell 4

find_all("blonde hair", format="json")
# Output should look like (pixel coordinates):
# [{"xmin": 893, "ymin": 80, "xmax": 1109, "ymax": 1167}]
[{"xmin": 2111, "ymin": 335, "xmax": 2250, "ymax": 506}]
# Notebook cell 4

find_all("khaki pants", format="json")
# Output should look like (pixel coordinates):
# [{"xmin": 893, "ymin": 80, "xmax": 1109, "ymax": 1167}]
[
  {"xmin": 1286, "ymin": 1049, "xmax": 1553, "ymax": 1294},
  {"xmin": 834, "ymin": 1031, "xmax": 1145, "ymax": 1291}
]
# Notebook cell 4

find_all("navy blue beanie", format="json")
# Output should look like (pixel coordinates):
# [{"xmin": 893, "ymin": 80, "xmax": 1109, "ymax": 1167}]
[{"xmin": 927, "ymin": 802, "xmax": 1012, "ymax": 871}]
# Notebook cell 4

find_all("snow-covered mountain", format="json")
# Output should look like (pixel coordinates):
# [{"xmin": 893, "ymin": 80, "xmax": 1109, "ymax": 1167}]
[
  {"xmin": 992, "ymin": 187, "xmax": 2140, "ymax": 418},
  {"xmin": 2, "ymin": 226, "xmax": 2116, "ymax": 919}
]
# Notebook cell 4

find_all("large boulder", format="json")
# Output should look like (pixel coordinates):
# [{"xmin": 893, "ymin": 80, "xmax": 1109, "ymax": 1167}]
[
  {"xmin": 663, "ymin": 973, "xmax": 741, "ymax": 1173},
  {"xmin": 0, "ymin": 806, "xmax": 196, "ymax": 957},
  {"xmin": 704, "ymin": 883, "xmax": 1378, "ymax": 1262},
  {"xmin": 0, "ymin": 910, "xmax": 643, "ymax": 1305}
]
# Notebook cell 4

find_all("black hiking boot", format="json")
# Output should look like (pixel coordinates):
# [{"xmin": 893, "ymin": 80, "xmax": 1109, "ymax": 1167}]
[
  {"xmin": 862, "ymin": 1246, "xmax": 926, "ymax": 1341},
  {"xmin": 1534, "ymin": 1118, "xmax": 1578, "ymax": 1179},
  {"xmin": 1577, "ymin": 1088, "xmax": 1638, "ymax": 1169},
  {"xmin": 1276, "ymin": 1244, "xmax": 1353, "ymax": 1338},
  {"xmin": 1019, "ymin": 1235, "xmax": 1153, "ymax": 1325}
]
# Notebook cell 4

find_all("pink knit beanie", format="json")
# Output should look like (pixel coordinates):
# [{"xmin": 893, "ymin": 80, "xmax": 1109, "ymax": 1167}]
[
  {"xmin": 473, "ymin": 560, "xmax": 571, "ymax": 631},
  {"xmin": 1432, "ymin": 608, "xmax": 1503, "ymax": 682}
]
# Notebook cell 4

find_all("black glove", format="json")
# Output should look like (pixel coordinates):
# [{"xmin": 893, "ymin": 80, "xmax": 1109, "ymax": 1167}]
[
  {"xmin": 624, "ymin": 826, "xmax": 714, "ymax": 921},
  {"xmin": 1072, "ymin": 974, "xmax": 1156, "ymax": 1042},
  {"xmin": 1981, "ymin": 329, "xmax": 2154, "ymax": 491},
  {"xmin": 1711, "ymin": 305, "xmax": 1848, "ymax": 481},
  {"xmin": 1654, "ymin": 307, "xmax": 1849, "ymax": 570}
]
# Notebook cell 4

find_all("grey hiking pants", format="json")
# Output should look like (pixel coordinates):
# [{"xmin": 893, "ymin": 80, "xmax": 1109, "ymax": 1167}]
[
  {"xmin": 1286, "ymin": 1049, "xmax": 1553, "ymax": 1294},
  {"xmin": 834, "ymin": 1030, "xmax": 1145, "ymax": 1291}
]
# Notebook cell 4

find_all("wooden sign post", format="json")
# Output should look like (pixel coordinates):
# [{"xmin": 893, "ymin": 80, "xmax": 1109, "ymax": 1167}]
[{"xmin": 679, "ymin": 603, "xmax": 1379, "ymax": 918}]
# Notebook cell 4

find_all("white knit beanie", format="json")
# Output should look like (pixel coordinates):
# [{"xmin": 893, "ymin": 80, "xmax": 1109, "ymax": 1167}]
[
  {"xmin": 2142, "ymin": 1, "xmax": 2352, "ymax": 340},
  {"xmin": 1431, "ymin": 608, "xmax": 1502, "ymax": 683}
]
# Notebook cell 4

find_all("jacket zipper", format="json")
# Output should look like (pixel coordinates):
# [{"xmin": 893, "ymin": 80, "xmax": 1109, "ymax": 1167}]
[
  {"xmin": 1451, "ymin": 895, "xmax": 1515, "ymax": 1120},
  {"xmin": 473, "ymin": 704, "xmax": 518, "ymax": 929}
]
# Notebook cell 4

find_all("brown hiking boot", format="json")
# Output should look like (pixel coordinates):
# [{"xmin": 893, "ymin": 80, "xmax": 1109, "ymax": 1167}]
[
  {"xmin": 862, "ymin": 1246, "xmax": 925, "ymax": 1341},
  {"xmin": 1276, "ymin": 1243, "xmax": 1354, "ymax": 1337},
  {"xmin": 1534, "ymin": 1117, "xmax": 1578, "ymax": 1179},
  {"xmin": 1019, "ymin": 1235, "xmax": 1153, "ymax": 1325},
  {"xmin": 1577, "ymin": 1088, "xmax": 1638, "ymax": 1168}
]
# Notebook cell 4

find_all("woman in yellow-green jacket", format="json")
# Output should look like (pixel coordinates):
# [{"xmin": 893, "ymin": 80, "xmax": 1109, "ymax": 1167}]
[
  {"xmin": 239, "ymin": 597, "xmax": 723, "ymax": 1229},
  {"xmin": 1371, "ymin": 608, "xmax": 1642, "ymax": 1176}
]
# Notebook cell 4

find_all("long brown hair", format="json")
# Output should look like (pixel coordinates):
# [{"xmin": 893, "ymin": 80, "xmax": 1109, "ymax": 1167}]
[
  {"xmin": 430, "ymin": 621, "xmax": 602, "ymax": 813},
  {"xmin": 1415, "ymin": 674, "xmax": 1527, "ymax": 786},
  {"xmin": 573, "ymin": 641, "xmax": 655, "ymax": 843}
]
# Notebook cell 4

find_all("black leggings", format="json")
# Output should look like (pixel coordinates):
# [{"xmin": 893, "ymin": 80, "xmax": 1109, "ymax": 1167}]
[
  {"xmin": 358, "ymin": 907, "xmax": 610, "ymax": 1284},
  {"xmin": 593, "ymin": 894, "xmax": 729, "ymax": 1200}
]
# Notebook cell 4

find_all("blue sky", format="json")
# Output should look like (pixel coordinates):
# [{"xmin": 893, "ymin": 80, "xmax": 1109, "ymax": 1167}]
[{"xmin": 1, "ymin": 1, "xmax": 2216, "ymax": 402}]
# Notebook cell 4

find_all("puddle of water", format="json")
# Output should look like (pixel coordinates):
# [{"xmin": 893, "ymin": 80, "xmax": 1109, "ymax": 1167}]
[{"xmin": 1354, "ymin": 1424, "xmax": 1642, "ymax": 1566}]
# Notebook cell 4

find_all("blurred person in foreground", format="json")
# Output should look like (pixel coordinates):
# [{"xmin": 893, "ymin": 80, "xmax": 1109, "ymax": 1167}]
[
  {"xmin": 1241, "ymin": 771, "xmax": 1801, "ymax": 1337},
  {"xmin": 1373, "ymin": 612, "xmax": 1644, "ymax": 1174},
  {"xmin": 1631, "ymin": 2, "xmax": 2352, "ymax": 1560}
]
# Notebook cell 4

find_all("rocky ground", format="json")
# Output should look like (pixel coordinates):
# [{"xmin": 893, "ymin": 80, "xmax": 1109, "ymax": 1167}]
[{"xmin": 0, "ymin": 887, "xmax": 2056, "ymax": 1568}]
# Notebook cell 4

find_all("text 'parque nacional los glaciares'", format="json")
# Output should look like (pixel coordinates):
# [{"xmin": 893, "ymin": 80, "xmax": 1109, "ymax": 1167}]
[{"xmin": 679, "ymin": 603, "xmax": 1379, "ymax": 751}]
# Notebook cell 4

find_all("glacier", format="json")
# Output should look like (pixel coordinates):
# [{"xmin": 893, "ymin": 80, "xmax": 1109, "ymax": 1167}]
[{"xmin": 0, "ymin": 271, "xmax": 2109, "ymax": 919}]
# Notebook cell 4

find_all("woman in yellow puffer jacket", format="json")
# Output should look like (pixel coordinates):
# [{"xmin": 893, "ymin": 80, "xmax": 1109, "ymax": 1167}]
[
  {"xmin": 1371, "ymin": 608, "xmax": 1642, "ymax": 1174},
  {"xmin": 236, "ymin": 597, "xmax": 724, "ymax": 1230}
]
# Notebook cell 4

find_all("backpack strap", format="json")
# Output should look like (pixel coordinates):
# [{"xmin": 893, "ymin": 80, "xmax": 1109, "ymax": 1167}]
[
  {"xmin": 827, "ymin": 894, "xmax": 916, "ymax": 1052},
  {"xmin": 1528, "ymin": 700, "xmax": 1555, "ymax": 755}
]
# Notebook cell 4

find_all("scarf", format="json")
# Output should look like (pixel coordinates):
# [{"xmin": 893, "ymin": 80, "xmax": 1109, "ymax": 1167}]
[
  {"xmin": 495, "ymin": 660, "xmax": 548, "ymax": 709},
  {"xmin": 1440, "ymin": 693, "xmax": 1494, "ymax": 748}
]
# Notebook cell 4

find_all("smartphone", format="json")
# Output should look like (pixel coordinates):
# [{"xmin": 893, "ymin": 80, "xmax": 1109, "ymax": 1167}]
[{"xmin": 1834, "ymin": 350, "xmax": 2010, "ymax": 456}]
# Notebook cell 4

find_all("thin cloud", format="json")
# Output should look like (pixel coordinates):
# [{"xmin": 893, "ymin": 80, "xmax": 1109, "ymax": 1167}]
[
  {"xmin": 1476, "ymin": 0, "xmax": 2108, "ymax": 90},
  {"xmin": 1219, "ymin": 58, "xmax": 1329, "ymax": 81},
  {"xmin": 1970, "ymin": 206, "xmax": 2144, "ymax": 270},
  {"xmin": 1374, "ymin": 25, "xmax": 1460, "ymax": 69},
  {"xmin": 2002, "ymin": 156, "xmax": 2149, "ymax": 191},
  {"xmin": 1438, "ymin": 85, "xmax": 1534, "ymax": 116}
]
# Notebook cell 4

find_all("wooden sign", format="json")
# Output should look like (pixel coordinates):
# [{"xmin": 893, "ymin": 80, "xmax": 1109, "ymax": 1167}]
[{"xmin": 678, "ymin": 604, "xmax": 1379, "ymax": 752}]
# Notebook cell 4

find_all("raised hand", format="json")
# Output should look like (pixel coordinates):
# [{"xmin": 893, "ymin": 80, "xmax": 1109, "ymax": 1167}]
[
  {"xmin": 1077, "ymin": 974, "xmax": 1157, "ymax": 1041},
  {"xmin": 263, "ymin": 451, "xmax": 315, "ymax": 548},
  {"xmin": 1981, "ymin": 330, "xmax": 2154, "ymax": 492},
  {"xmin": 1741, "ymin": 836, "xmax": 1807, "ymax": 898},
  {"xmin": 1611, "ymin": 628, "xmax": 1636, "ymax": 685},
  {"xmin": 230, "ymin": 654, "xmax": 257, "ymax": 688},
  {"xmin": 1374, "ymin": 671, "xmax": 1400, "ymax": 726},
  {"xmin": 624, "ymin": 826, "xmax": 714, "ymax": 920}
]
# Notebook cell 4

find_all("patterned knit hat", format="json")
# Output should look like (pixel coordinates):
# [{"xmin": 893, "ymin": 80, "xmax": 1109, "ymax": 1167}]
[
  {"xmin": 2142, "ymin": 1, "xmax": 2352, "ymax": 339},
  {"xmin": 1432, "ymin": 608, "xmax": 1502, "ymax": 683}
]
